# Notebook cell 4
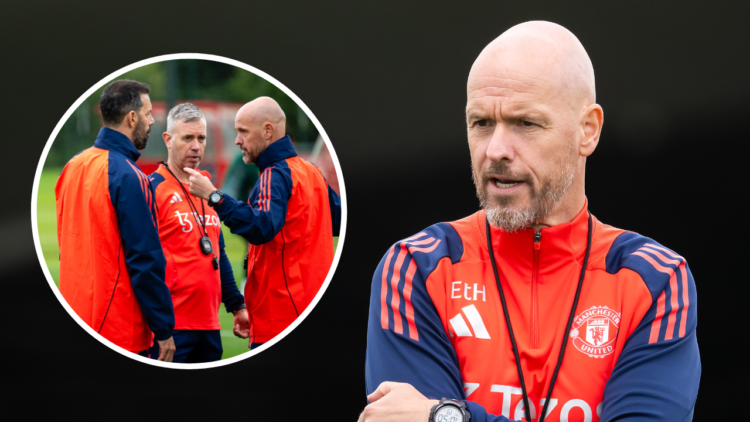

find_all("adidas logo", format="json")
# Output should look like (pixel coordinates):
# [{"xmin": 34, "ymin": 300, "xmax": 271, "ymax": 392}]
[
  {"xmin": 449, "ymin": 304, "xmax": 491, "ymax": 339},
  {"xmin": 170, "ymin": 192, "xmax": 183, "ymax": 203}
]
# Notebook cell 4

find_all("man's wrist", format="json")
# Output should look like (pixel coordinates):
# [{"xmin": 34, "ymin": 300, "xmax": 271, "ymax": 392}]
[
  {"xmin": 232, "ymin": 306, "xmax": 247, "ymax": 315},
  {"xmin": 153, "ymin": 328, "xmax": 173, "ymax": 342},
  {"xmin": 425, "ymin": 399, "xmax": 440, "ymax": 421}
]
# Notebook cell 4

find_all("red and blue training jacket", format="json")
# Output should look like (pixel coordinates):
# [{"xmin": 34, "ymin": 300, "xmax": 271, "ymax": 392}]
[
  {"xmin": 148, "ymin": 164, "xmax": 245, "ymax": 330},
  {"xmin": 366, "ymin": 201, "xmax": 700, "ymax": 421},
  {"xmin": 56, "ymin": 127, "xmax": 175, "ymax": 352},
  {"xmin": 213, "ymin": 135, "xmax": 341, "ymax": 343}
]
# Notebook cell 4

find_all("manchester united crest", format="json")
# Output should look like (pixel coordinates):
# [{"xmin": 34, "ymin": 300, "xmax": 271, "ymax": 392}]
[{"xmin": 569, "ymin": 306, "xmax": 620, "ymax": 358}]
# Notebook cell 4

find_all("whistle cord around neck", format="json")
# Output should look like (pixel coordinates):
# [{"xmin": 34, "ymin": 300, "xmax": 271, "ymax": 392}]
[
  {"xmin": 485, "ymin": 213, "xmax": 592, "ymax": 422},
  {"xmin": 161, "ymin": 162, "xmax": 208, "ymax": 239},
  {"xmin": 161, "ymin": 163, "xmax": 217, "ymax": 270}
]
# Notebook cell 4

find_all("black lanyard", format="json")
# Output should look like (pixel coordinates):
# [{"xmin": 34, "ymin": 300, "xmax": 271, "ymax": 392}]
[
  {"xmin": 161, "ymin": 162, "xmax": 219, "ymax": 270},
  {"xmin": 485, "ymin": 213, "xmax": 592, "ymax": 422}
]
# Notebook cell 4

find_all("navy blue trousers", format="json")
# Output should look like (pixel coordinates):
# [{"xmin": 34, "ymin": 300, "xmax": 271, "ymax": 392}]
[{"xmin": 147, "ymin": 330, "xmax": 223, "ymax": 363}]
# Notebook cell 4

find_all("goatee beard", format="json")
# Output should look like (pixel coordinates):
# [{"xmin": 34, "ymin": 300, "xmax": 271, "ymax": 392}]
[
  {"xmin": 473, "ymin": 147, "xmax": 576, "ymax": 232},
  {"xmin": 241, "ymin": 145, "xmax": 262, "ymax": 164}
]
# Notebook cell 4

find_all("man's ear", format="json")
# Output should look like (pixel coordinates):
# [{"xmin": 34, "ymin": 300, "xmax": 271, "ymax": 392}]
[
  {"xmin": 163, "ymin": 132, "xmax": 172, "ymax": 150},
  {"xmin": 579, "ymin": 104, "xmax": 603, "ymax": 157},
  {"xmin": 264, "ymin": 123, "xmax": 273, "ymax": 140},
  {"xmin": 127, "ymin": 110, "xmax": 138, "ymax": 129}
]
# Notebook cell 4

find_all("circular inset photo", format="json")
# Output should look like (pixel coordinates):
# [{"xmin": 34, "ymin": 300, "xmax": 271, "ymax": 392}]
[{"xmin": 32, "ymin": 54, "xmax": 346, "ymax": 368}]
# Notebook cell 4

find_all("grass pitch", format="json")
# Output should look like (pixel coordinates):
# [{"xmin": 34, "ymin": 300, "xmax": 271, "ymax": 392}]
[{"xmin": 37, "ymin": 168, "xmax": 338, "ymax": 360}]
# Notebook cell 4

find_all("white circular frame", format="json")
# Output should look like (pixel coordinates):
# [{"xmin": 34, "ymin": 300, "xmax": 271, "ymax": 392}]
[{"xmin": 30, "ymin": 53, "xmax": 347, "ymax": 369}]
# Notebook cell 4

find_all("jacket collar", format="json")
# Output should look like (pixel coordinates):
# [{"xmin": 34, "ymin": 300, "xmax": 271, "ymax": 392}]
[
  {"xmin": 255, "ymin": 135, "xmax": 297, "ymax": 171},
  {"xmin": 479, "ymin": 199, "xmax": 591, "ymax": 272},
  {"xmin": 93, "ymin": 127, "xmax": 141, "ymax": 162}
]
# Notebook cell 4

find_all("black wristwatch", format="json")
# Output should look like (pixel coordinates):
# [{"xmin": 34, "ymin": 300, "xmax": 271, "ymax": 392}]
[
  {"xmin": 207, "ymin": 190, "xmax": 224, "ymax": 207},
  {"xmin": 429, "ymin": 398, "xmax": 471, "ymax": 422}
]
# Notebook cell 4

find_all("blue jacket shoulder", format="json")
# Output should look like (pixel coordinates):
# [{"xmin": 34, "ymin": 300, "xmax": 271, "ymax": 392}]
[
  {"xmin": 147, "ymin": 172, "xmax": 166, "ymax": 190},
  {"xmin": 106, "ymin": 151, "xmax": 143, "ymax": 184},
  {"xmin": 605, "ymin": 231, "xmax": 688, "ymax": 302},
  {"xmin": 390, "ymin": 222, "xmax": 464, "ymax": 276}
]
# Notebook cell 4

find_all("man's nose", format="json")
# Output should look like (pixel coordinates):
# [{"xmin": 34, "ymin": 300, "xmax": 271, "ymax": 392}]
[
  {"xmin": 235, "ymin": 135, "xmax": 242, "ymax": 146},
  {"xmin": 190, "ymin": 140, "xmax": 201, "ymax": 150},
  {"xmin": 486, "ymin": 125, "xmax": 515, "ymax": 163}
]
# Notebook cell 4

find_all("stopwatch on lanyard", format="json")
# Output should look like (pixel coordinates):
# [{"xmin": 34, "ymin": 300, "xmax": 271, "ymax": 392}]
[{"xmin": 162, "ymin": 162, "xmax": 219, "ymax": 270}]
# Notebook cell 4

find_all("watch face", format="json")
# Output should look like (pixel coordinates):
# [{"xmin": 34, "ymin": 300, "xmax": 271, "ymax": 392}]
[
  {"xmin": 436, "ymin": 405, "xmax": 461, "ymax": 422},
  {"xmin": 210, "ymin": 192, "xmax": 220, "ymax": 203}
]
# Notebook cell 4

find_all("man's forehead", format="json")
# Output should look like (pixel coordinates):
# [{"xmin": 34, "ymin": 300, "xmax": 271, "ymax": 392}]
[
  {"xmin": 175, "ymin": 119, "xmax": 206, "ymax": 133},
  {"xmin": 467, "ymin": 74, "xmax": 550, "ymax": 100},
  {"xmin": 466, "ymin": 74, "xmax": 557, "ymax": 116},
  {"xmin": 467, "ymin": 50, "xmax": 575, "ymax": 113},
  {"xmin": 235, "ymin": 111, "xmax": 252, "ymax": 125}
]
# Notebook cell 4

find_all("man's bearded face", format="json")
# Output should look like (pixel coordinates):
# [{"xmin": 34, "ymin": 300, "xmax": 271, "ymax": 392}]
[
  {"xmin": 473, "ymin": 142, "xmax": 576, "ymax": 232},
  {"xmin": 241, "ymin": 133, "xmax": 266, "ymax": 165},
  {"xmin": 235, "ymin": 122, "xmax": 267, "ymax": 165},
  {"xmin": 132, "ymin": 116, "xmax": 151, "ymax": 150}
]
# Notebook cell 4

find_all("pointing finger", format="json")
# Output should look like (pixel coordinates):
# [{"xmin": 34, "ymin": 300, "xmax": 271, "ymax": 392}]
[{"xmin": 183, "ymin": 167, "xmax": 199, "ymax": 176}]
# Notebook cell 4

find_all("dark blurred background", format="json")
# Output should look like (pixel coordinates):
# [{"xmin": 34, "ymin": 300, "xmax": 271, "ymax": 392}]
[{"xmin": 2, "ymin": 1, "xmax": 747, "ymax": 419}]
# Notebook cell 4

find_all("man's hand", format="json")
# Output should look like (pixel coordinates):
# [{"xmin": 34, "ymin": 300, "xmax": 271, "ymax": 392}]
[
  {"xmin": 184, "ymin": 167, "xmax": 216, "ymax": 200},
  {"xmin": 358, "ymin": 382, "xmax": 438, "ymax": 422},
  {"xmin": 156, "ymin": 336, "xmax": 176, "ymax": 362},
  {"xmin": 233, "ymin": 308, "xmax": 250, "ymax": 339}
]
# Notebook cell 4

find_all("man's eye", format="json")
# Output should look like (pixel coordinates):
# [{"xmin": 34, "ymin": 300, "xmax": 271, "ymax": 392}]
[
  {"xmin": 521, "ymin": 120, "xmax": 533, "ymax": 127},
  {"xmin": 476, "ymin": 119, "xmax": 487, "ymax": 127}
]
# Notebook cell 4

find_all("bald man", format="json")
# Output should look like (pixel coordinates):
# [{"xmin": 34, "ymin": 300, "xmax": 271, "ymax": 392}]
[
  {"xmin": 186, "ymin": 97, "xmax": 341, "ymax": 349},
  {"xmin": 362, "ymin": 22, "xmax": 699, "ymax": 422}
]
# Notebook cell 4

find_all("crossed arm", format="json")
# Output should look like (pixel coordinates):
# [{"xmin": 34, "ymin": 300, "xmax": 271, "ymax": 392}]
[{"xmin": 358, "ymin": 382, "xmax": 437, "ymax": 422}]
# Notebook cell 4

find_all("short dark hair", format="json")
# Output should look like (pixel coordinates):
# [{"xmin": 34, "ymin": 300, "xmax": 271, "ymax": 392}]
[{"xmin": 99, "ymin": 80, "xmax": 151, "ymax": 126}]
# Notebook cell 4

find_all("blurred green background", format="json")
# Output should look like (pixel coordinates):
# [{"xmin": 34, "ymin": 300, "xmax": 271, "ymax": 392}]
[
  {"xmin": 37, "ymin": 59, "xmax": 339, "ymax": 360},
  {"xmin": 45, "ymin": 59, "xmax": 319, "ymax": 168}
]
